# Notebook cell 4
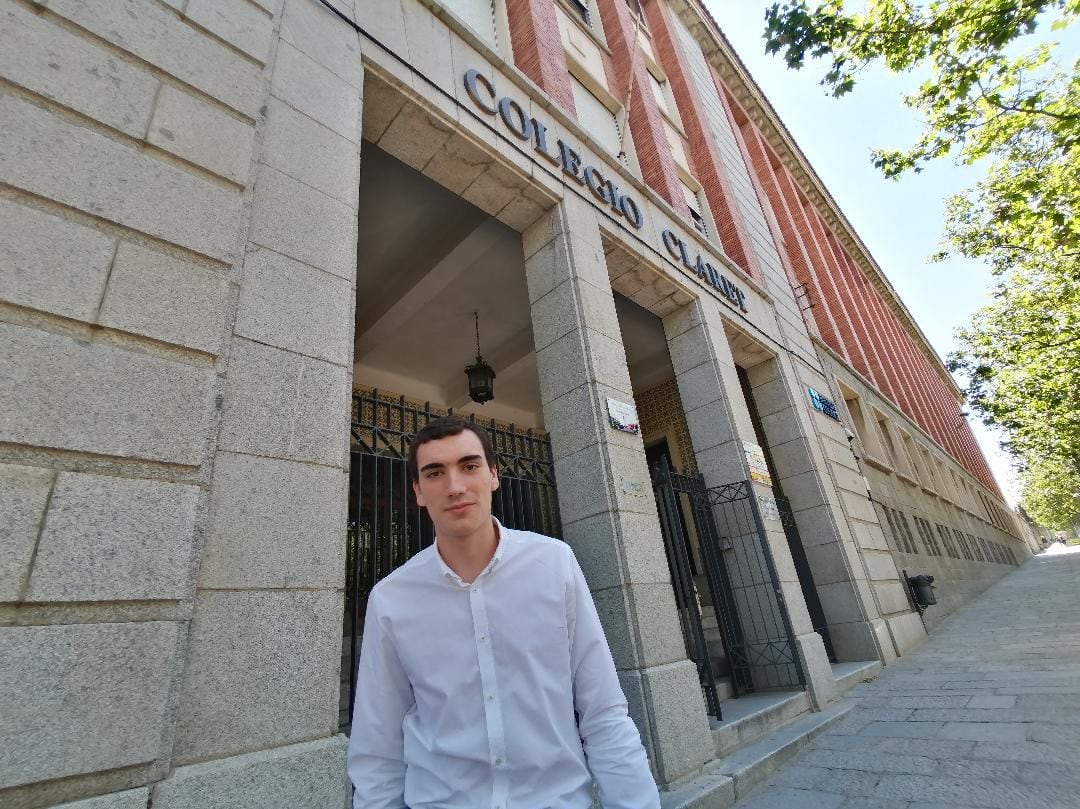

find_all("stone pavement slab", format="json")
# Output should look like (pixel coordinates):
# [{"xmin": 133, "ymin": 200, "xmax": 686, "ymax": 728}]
[{"xmin": 731, "ymin": 546, "xmax": 1080, "ymax": 809}]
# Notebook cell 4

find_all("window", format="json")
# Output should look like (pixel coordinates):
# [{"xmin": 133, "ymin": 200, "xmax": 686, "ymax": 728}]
[
  {"xmin": 681, "ymin": 180, "xmax": 708, "ymax": 237},
  {"xmin": 565, "ymin": 0, "xmax": 590, "ymax": 25},
  {"xmin": 443, "ymin": 0, "xmax": 498, "ymax": 47},
  {"xmin": 569, "ymin": 74, "xmax": 622, "ymax": 157},
  {"xmin": 874, "ymin": 412, "xmax": 899, "ymax": 468},
  {"xmin": 918, "ymin": 445, "xmax": 938, "ymax": 491},
  {"xmin": 937, "ymin": 523, "xmax": 958, "ymax": 558},
  {"xmin": 883, "ymin": 506, "xmax": 918, "ymax": 554},
  {"xmin": 648, "ymin": 69, "xmax": 678, "ymax": 124},
  {"xmin": 841, "ymin": 387, "xmax": 887, "ymax": 462},
  {"xmin": 914, "ymin": 516, "xmax": 940, "ymax": 556},
  {"xmin": 895, "ymin": 510, "xmax": 918, "ymax": 554},
  {"xmin": 900, "ymin": 431, "xmax": 923, "ymax": 484},
  {"xmin": 953, "ymin": 528, "xmax": 972, "ymax": 560},
  {"xmin": 965, "ymin": 533, "xmax": 981, "ymax": 561}
]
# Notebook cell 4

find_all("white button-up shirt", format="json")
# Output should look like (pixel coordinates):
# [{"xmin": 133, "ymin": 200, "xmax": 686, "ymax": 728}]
[{"xmin": 347, "ymin": 522, "xmax": 661, "ymax": 809}]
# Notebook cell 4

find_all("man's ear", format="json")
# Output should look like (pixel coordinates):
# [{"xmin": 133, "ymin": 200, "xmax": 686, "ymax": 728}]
[
  {"xmin": 412, "ymin": 479, "xmax": 426, "ymax": 506},
  {"xmin": 489, "ymin": 466, "xmax": 499, "ymax": 492}
]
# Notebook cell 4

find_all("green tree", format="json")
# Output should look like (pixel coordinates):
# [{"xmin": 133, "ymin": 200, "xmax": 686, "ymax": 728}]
[
  {"xmin": 1019, "ymin": 457, "xmax": 1080, "ymax": 529},
  {"xmin": 763, "ymin": 0, "xmax": 1080, "ymax": 522}
]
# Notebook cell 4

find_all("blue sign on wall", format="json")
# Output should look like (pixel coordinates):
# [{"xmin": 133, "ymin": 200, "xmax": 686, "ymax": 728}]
[{"xmin": 808, "ymin": 387, "xmax": 841, "ymax": 421}]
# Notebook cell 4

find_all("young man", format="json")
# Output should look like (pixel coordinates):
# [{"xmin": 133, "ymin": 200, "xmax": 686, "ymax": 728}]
[{"xmin": 347, "ymin": 416, "xmax": 661, "ymax": 809}]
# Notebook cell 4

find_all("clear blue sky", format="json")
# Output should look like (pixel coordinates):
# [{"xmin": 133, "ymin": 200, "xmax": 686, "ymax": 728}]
[{"xmin": 704, "ymin": 3, "xmax": 1025, "ymax": 505}]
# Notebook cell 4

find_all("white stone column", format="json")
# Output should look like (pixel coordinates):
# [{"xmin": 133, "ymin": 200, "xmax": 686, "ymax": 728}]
[
  {"xmin": 524, "ymin": 196, "xmax": 715, "ymax": 785},
  {"xmin": 662, "ymin": 298, "xmax": 838, "ymax": 708}
]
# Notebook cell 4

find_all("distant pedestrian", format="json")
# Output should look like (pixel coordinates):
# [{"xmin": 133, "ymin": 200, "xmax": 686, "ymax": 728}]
[{"xmin": 347, "ymin": 416, "xmax": 660, "ymax": 809}]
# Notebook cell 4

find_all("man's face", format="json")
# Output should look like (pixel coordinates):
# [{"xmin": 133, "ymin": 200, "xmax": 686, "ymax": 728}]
[{"xmin": 412, "ymin": 430, "xmax": 499, "ymax": 542}]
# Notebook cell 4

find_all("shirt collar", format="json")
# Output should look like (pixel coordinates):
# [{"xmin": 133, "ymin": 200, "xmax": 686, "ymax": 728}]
[{"xmin": 433, "ymin": 517, "xmax": 512, "ymax": 585}]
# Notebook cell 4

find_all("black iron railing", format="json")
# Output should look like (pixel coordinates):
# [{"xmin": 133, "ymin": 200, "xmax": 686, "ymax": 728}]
[{"xmin": 653, "ymin": 459, "xmax": 805, "ymax": 707}]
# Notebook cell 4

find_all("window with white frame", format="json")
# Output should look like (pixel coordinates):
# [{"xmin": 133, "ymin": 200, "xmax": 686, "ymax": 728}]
[
  {"xmin": 569, "ymin": 73, "xmax": 622, "ymax": 158},
  {"xmin": 563, "ymin": 0, "xmax": 592, "ymax": 26},
  {"xmin": 648, "ymin": 68, "xmax": 678, "ymax": 124},
  {"xmin": 681, "ymin": 180, "xmax": 708, "ymax": 237},
  {"xmin": 442, "ymin": 0, "xmax": 498, "ymax": 49}
]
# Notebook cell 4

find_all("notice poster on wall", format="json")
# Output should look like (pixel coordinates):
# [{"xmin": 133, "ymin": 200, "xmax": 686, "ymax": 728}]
[
  {"xmin": 744, "ymin": 442, "xmax": 772, "ymax": 487},
  {"xmin": 606, "ymin": 398, "xmax": 640, "ymax": 434}
]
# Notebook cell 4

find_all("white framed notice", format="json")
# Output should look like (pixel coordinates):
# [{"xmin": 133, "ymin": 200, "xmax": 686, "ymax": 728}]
[
  {"xmin": 743, "ymin": 441, "xmax": 772, "ymax": 487},
  {"xmin": 606, "ymin": 398, "xmax": 640, "ymax": 434}
]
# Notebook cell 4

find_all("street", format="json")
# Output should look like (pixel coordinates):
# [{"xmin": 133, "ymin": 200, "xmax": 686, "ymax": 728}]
[{"xmin": 733, "ymin": 545, "xmax": 1080, "ymax": 809}]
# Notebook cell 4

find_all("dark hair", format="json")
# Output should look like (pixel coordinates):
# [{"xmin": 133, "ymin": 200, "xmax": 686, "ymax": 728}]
[{"xmin": 407, "ymin": 416, "xmax": 497, "ymax": 482}]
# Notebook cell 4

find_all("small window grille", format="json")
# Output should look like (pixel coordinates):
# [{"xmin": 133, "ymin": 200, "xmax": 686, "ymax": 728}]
[
  {"xmin": 567, "ymin": 0, "xmax": 590, "ymax": 25},
  {"xmin": 682, "ymin": 182, "xmax": 708, "ymax": 237}
]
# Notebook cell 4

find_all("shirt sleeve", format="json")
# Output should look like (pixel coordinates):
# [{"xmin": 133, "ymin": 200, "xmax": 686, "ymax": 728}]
[
  {"xmin": 346, "ymin": 587, "xmax": 414, "ymax": 809},
  {"xmin": 565, "ymin": 548, "xmax": 662, "ymax": 809}
]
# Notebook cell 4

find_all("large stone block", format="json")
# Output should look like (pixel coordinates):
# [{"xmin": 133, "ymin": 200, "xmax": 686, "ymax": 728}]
[
  {"xmin": 147, "ymin": 86, "xmax": 256, "ymax": 185},
  {"xmin": 217, "ymin": 337, "xmax": 349, "ymax": 466},
  {"xmin": 640, "ymin": 659, "xmax": 714, "ymax": 784},
  {"xmin": 593, "ymin": 582, "xmax": 686, "ymax": 672},
  {"xmin": 0, "ymin": 2, "xmax": 157, "ymax": 138},
  {"xmin": 795, "ymin": 630, "xmax": 838, "ymax": 709},
  {"xmin": 186, "ymin": 0, "xmax": 275, "ymax": 63},
  {"xmin": 814, "ymin": 581, "xmax": 867, "ymax": 625},
  {"xmin": 99, "ymin": 241, "xmax": 232, "ymax": 355},
  {"xmin": 280, "ymin": 0, "xmax": 363, "ymax": 88},
  {"xmin": 201, "ymin": 452, "xmax": 346, "ymax": 589},
  {"xmin": 0, "ymin": 464, "xmax": 53, "ymax": 602},
  {"xmin": 50, "ymin": 788, "xmax": 150, "ymax": 809},
  {"xmin": 524, "ymin": 227, "xmax": 574, "ymax": 303},
  {"xmin": 540, "ymin": 383, "xmax": 603, "ymax": 462},
  {"xmin": 28, "ymin": 472, "xmax": 199, "ymax": 602},
  {"xmin": 400, "ymin": 0, "xmax": 454, "ymax": 98},
  {"xmin": 271, "ymin": 40, "xmax": 362, "ymax": 142},
  {"xmin": 563, "ymin": 509, "xmax": 670, "ymax": 592},
  {"xmin": 0, "ymin": 95, "xmax": 243, "ymax": 262},
  {"xmin": 154, "ymin": 736, "xmax": 348, "ymax": 809},
  {"xmin": 0, "ymin": 622, "xmax": 181, "ymax": 788},
  {"xmin": 0, "ymin": 198, "xmax": 116, "ymax": 323},
  {"xmin": 261, "ymin": 97, "xmax": 361, "ymax": 208},
  {"xmin": 173, "ymin": 590, "xmax": 342, "ymax": 763},
  {"xmin": 674, "ymin": 360, "xmax": 726, "ymax": 415},
  {"xmin": 0, "ymin": 323, "xmax": 213, "ymax": 466},
  {"xmin": 234, "ymin": 246, "xmax": 354, "ymax": 365},
  {"xmin": 535, "ymin": 329, "xmax": 590, "ymax": 407},
  {"xmin": 249, "ymin": 164, "xmax": 357, "ymax": 280},
  {"xmin": 378, "ymin": 101, "xmax": 455, "ymax": 173},
  {"xmin": 46, "ymin": 0, "xmax": 263, "ymax": 116},
  {"xmin": 683, "ymin": 398, "xmax": 736, "ymax": 454}
]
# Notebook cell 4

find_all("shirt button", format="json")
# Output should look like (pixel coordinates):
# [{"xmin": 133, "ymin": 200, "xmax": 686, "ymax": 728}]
[
  {"xmin": 488, "ymin": 694, "xmax": 495, "ymax": 702},
  {"xmin": 495, "ymin": 757, "xmax": 503, "ymax": 766},
  {"xmin": 479, "ymin": 635, "xmax": 486, "ymax": 642}
]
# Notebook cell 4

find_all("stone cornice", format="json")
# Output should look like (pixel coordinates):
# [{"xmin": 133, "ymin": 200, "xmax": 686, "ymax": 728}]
[{"xmin": 666, "ymin": 0, "xmax": 964, "ymax": 400}]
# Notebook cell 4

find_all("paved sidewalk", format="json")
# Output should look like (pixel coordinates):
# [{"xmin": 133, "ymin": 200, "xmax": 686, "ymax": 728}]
[{"xmin": 733, "ymin": 546, "xmax": 1080, "ymax": 809}]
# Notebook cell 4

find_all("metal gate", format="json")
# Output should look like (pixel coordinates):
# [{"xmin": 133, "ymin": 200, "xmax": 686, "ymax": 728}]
[
  {"xmin": 651, "ymin": 456, "xmax": 721, "ymax": 717},
  {"xmin": 653, "ymin": 456, "xmax": 805, "ymax": 709},
  {"xmin": 341, "ymin": 390, "xmax": 561, "ymax": 730}
]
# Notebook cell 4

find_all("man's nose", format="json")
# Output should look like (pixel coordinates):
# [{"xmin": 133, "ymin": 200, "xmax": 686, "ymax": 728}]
[{"xmin": 446, "ymin": 469, "xmax": 467, "ymax": 494}]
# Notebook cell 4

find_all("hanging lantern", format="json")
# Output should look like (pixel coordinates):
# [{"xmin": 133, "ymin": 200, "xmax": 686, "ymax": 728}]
[{"xmin": 465, "ymin": 311, "xmax": 496, "ymax": 404}]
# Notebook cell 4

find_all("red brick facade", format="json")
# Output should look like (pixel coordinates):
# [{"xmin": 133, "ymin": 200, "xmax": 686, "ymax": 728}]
[
  {"xmin": 595, "ymin": 0, "xmax": 686, "ymax": 210},
  {"xmin": 506, "ymin": 0, "xmax": 577, "ymax": 114},
  {"xmin": 501, "ymin": 0, "xmax": 1000, "ymax": 496},
  {"xmin": 645, "ymin": 0, "xmax": 759, "ymax": 277}
]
